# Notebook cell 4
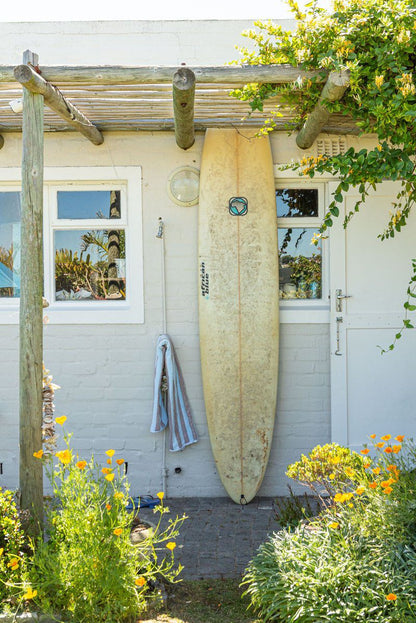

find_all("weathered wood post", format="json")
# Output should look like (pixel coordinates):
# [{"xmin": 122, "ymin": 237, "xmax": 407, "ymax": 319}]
[
  {"xmin": 173, "ymin": 67, "xmax": 195, "ymax": 150},
  {"xmin": 19, "ymin": 50, "xmax": 44, "ymax": 536}
]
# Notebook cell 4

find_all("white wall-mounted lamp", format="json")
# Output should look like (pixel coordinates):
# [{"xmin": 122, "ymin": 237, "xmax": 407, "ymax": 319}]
[{"xmin": 167, "ymin": 166, "xmax": 200, "ymax": 207}]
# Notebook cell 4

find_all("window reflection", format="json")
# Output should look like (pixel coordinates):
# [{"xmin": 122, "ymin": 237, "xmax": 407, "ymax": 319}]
[
  {"xmin": 55, "ymin": 229, "xmax": 126, "ymax": 301},
  {"xmin": 276, "ymin": 188, "xmax": 318, "ymax": 218},
  {"xmin": 278, "ymin": 228, "xmax": 322, "ymax": 299},
  {"xmin": 57, "ymin": 190, "xmax": 121, "ymax": 220},
  {"xmin": 0, "ymin": 192, "xmax": 21, "ymax": 298}
]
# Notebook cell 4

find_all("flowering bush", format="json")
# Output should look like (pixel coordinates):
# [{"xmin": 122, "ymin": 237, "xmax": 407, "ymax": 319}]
[
  {"xmin": 26, "ymin": 418, "xmax": 184, "ymax": 622},
  {"xmin": 233, "ymin": 0, "xmax": 416, "ymax": 344},
  {"xmin": 244, "ymin": 435, "xmax": 416, "ymax": 622},
  {"xmin": 0, "ymin": 488, "xmax": 29, "ymax": 610}
]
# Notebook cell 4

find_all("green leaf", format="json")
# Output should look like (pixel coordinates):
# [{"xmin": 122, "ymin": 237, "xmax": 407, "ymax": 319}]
[{"xmin": 330, "ymin": 206, "xmax": 340, "ymax": 217}]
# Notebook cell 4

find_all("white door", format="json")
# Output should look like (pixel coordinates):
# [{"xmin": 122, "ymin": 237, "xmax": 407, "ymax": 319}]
[{"xmin": 330, "ymin": 181, "xmax": 416, "ymax": 450}]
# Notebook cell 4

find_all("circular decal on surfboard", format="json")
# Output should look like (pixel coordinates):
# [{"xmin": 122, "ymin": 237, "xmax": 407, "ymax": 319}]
[{"xmin": 229, "ymin": 197, "xmax": 248, "ymax": 216}]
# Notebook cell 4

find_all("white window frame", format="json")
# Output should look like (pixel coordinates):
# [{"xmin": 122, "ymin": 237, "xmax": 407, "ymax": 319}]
[
  {"xmin": 276, "ymin": 177, "xmax": 330, "ymax": 324},
  {"xmin": 0, "ymin": 166, "xmax": 143, "ymax": 324}
]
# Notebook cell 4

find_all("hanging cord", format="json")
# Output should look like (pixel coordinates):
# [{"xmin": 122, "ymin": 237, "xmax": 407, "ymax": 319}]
[{"xmin": 156, "ymin": 217, "xmax": 169, "ymax": 494}]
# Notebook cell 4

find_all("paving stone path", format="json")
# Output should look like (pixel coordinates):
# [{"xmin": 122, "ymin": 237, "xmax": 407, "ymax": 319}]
[{"xmin": 138, "ymin": 497, "xmax": 277, "ymax": 580}]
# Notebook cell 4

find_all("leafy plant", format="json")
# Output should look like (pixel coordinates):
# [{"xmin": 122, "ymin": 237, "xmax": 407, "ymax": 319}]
[
  {"xmin": 233, "ymin": 0, "xmax": 416, "ymax": 345},
  {"xmin": 0, "ymin": 488, "xmax": 29, "ymax": 611},
  {"xmin": 243, "ymin": 435, "xmax": 416, "ymax": 622},
  {"xmin": 28, "ymin": 420, "xmax": 184, "ymax": 623},
  {"xmin": 273, "ymin": 486, "xmax": 317, "ymax": 528}
]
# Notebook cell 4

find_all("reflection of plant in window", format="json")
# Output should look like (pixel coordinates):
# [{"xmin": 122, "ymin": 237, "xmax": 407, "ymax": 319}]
[
  {"xmin": 289, "ymin": 254, "xmax": 321, "ymax": 290},
  {"xmin": 0, "ymin": 245, "xmax": 17, "ymax": 297}
]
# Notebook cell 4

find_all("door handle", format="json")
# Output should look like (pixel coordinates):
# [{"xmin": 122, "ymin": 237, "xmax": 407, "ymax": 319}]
[{"xmin": 335, "ymin": 289, "xmax": 351, "ymax": 312}]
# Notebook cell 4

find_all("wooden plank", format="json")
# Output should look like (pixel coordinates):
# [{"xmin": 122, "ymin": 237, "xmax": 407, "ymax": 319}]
[
  {"xmin": 173, "ymin": 67, "xmax": 195, "ymax": 149},
  {"xmin": 0, "ymin": 64, "xmax": 328, "ymax": 85},
  {"xmin": 296, "ymin": 70, "xmax": 350, "ymax": 149},
  {"xmin": 14, "ymin": 63, "xmax": 104, "ymax": 145},
  {"xmin": 19, "ymin": 50, "xmax": 44, "ymax": 537}
]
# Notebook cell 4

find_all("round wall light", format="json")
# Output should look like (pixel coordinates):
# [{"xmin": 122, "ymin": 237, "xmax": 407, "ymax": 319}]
[{"xmin": 167, "ymin": 166, "xmax": 200, "ymax": 206}]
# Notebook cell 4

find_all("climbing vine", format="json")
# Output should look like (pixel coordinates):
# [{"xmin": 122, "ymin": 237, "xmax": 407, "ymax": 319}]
[{"xmin": 233, "ymin": 0, "xmax": 416, "ymax": 347}]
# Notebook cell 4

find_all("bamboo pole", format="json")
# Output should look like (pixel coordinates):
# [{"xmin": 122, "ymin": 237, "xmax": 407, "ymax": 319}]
[
  {"xmin": 0, "ymin": 64, "xmax": 329, "ymax": 85},
  {"xmin": 14, "ymin": 63, "xmax": 104, "ymax": 145},
  {"xmin": 173, "ymin": 67, "xmax": 195, "ymax": 150},
  {"xmin": 296, "ymin": 71, "xmax": 350, "ymax": 149},
  {"xmin": 19, "ymin": 50, "xmax": 44, "ymax": 537}
]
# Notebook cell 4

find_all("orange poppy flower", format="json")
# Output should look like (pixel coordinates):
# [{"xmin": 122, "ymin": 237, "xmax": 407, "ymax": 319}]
[
  {"xmin": 384, "ymin": 447, "xmax": 393, "ymax": 454},
  {"xmin": 381, "ymin": 434, "xmax": 391, "ymax": 441},
  {"xmin": 395, "ymin": 435, "xmax": 405, "ymax": 442},
  {"xmin": 360, "ymin": 448, "xmax": 370, "ymax": 455},
  {"xmin": 386, "ymin": 593, "xmax": 397, "ymax": 601}
]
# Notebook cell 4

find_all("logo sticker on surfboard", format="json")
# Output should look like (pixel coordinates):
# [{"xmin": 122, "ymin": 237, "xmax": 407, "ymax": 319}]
[{"xmin": 229, "ymin": 197, "xmax": 248, "ymax": 216}]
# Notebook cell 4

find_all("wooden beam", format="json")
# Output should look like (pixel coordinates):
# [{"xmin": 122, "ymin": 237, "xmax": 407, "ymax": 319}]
[
  {"xmin": 14, "ymin": 63, "xmax": 104, "ymax": 145},
  {"xmin": 296, "ymin": 71, "xmax": 350, "ymax": 149},
  {"xmin": 19, "ymin": 50, "xmax": 44, "ymax": 537},
  {"xmin": 0, "ymin": 64, "xmax": 328, "ymax": 85},
  {"xmin": 173, "ymin": 67, "xmax": 195, "ymax": 150}
]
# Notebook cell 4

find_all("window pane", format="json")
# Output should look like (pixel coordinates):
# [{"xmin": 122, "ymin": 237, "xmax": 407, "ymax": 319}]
[
  {"xmin": 57, "ymin": 190, "xmax": 121, "ymax": 220},
  {"xmin": 278, "ymin": 228, "xmax": 322, "ymax": 299},
  {"xmin": 276, "ymin": 188, "xmax": 318, "ymax": 218},
  {"xmin": 0, "ymin": 192, "xmax": 21, "ymax": 298},
  {"xmin": 55, "ymin": 229, "xmax": 126, "ymax": 301}
]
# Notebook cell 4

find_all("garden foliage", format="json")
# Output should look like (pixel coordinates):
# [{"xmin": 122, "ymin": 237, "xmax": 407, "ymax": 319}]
[
  {"xmin": 1, "ymin": 418, "xmax": 184, "ymax": 622},
  {"xmin": 234, "ymin": 0, "xmax": 416, "ymax": 344},
  {"xmin": 0, "ymin": 488, "xmax": 29, "ymax": 610},
  {"xmin": 243, "ymin": 435, "xmax": 416, "ymax": 622}
]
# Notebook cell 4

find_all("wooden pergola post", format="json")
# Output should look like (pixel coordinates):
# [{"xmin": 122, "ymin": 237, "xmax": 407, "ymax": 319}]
[
  {"xmin": 173, "ymin": 67, "xmax": 195, "ymax": 150},
  {"xmin": 19, "ymin": 50, "xmax": 44, "ymax": 536}
]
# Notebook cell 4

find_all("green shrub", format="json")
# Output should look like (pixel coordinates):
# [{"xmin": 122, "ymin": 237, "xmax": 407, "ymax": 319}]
[
  {"xmin": 28, "ymin": 425, "xmax": 184, "ymax": 623},
  {"xmin": 0, "ymin": 488, "xmax": 29, "ymax": 610},
  {"xmin": 243, "ymin": 435, "xmax": 416, "ymax": 622}
]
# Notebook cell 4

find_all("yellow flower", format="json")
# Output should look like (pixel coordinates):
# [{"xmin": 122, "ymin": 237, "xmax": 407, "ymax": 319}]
[
  {"xmin": 383, "ymin": 486, "xmax": 393, "ymax": 494},
  {"xmin": 8, "ymin": 558, "xmax": 19, "ymax": 570},
  {"xmin": 329, "ymin": 522, "xmax": 339, "ymax": 529},
  {"xmin": 386, "ymin": 593, "xmax": 397, "ymax": 601},
  {"xmin": 55, "ymin": 449, "xmax": 71, "ymax": 465},
  {"xmin": 375, "ymin": 74, "xmax": 384, "ymax": 88},
  {"xmin": 375, "ymin": 442, "xmax": 385, "ymax": 449},
  {"xmin": 105, "ymin": 473, "xmax": 115, "ymax": 482},
  {"xmin": 376, "ymin": 144, "xmax": 383, "ymax": 151},
  {"xmin": 381, "ymin": 434, "xmax": 391, "ymax": 441},
  {"xmin": 372, "ymin": 467, "xmax": 381, "ymax": 475},
  {"xmin": 395, "ymin": 435, "xmax": 405, "ymax": 442},
  {"xmin": 363, "ymin": 461, "xmax": 371, "ymax": 469},
  {"xmin": 114, "ymin": 492, "xmax": 124, "ymax": 500},
  {"xmin": 33, "ymin": 450, "xmax": 44, "ymax": 459},
  {"xmin": 392, "ymin": 445, "xmax": 402, "ymax": 454},
  {"xmin": 113, "ymin": 528, "xmax": 123, "ymax": 536},
  {"xmin": 157, "ymin": 492, "xmax": 165, "ymax": 500},
  {"xmin": 355, "ymin": 485, "xmax": 365, "ymax": 495},
  {"xmin": 344, "ymin": 467, "xmax": 355, "ymax": 477},
  {"xmin": 76, "ymin": 460, "xmax": 87, "ymax": 470},
  {"xmin": 0, "ymin": 548, "xmax": 3, "ymax": 556},
  {"xmin": 23, "ymin": 587, "xmax": 37, "ymax": 600},
  {"xmin": 116, "ymin": 459, "xmax": 124, "ymax": 466},
  {"xmin": 166, "ymin": 542, "xmax": 176, "ymax": 551},
  {"xmin": 106, "ymin": 449, "xmax": 115, "ymax": 457},
  {"xmin": 55, "ymin": 416, "xmax": 67, "ymax": 426},
  {"xmin": 329, "ymin": 473, "xmax": 336, "ymax": 480},
  {"xmin": 106, "ymin": 458, "xmax": 112, "ymax": 465},
  {"xmin": 370, "ymin": 434, "xmax": 377, "ymax": 439},
  {"xmin": 135, "ymin": 576, "xmax": 146, "ymax": 587}
]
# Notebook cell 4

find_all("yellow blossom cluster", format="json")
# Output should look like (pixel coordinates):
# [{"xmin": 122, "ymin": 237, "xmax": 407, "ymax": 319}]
[{"xmin": 397, "ymin": 73, "xmax": 416, "ymax": 98}]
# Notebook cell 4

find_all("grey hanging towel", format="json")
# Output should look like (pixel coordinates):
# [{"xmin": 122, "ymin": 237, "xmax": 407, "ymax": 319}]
[{"xmin": 151, "ymin": 334, "xmax": 198, "ymax": 451}]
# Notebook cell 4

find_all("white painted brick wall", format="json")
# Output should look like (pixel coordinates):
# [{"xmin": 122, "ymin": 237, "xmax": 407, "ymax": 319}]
[{"xmin": 0, "ymin": 21, "xmax": 329, "ymax": 499}]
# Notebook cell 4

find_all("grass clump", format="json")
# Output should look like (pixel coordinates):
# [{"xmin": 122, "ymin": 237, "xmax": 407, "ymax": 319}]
[{"xmin": 244, "ymin": 435, "xmax": 416, "ymax": 622}]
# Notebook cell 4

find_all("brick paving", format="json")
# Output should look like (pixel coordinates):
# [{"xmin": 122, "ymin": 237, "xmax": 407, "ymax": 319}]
[{"xmin": 138, "ymin": 497, "xmax": 277, "ymax": 580}]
